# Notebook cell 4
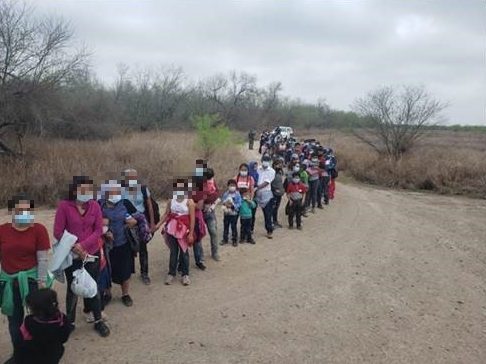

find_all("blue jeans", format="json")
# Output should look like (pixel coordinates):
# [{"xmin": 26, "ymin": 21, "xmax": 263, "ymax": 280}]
[
  {"xmin": 193, "ymin": 240, "xmax": 204, "ymax": 264},
  {"xmin": 306, "ymin": 180, "xmax": 319, "ymax": 208},
  {"xmin": 262, "ymin": 198, "xmax": 275, "ymax": 234},
  {"xmin": 203, "ymin": 210, "xmax": 219, "ymax": 258},
  {"xmin": 7, "ymin": 279, "xmax": 38, "ymax": 349},
  {"xmin": 223, "ymin": 214, "xmax": 238, "ymax": 242}
]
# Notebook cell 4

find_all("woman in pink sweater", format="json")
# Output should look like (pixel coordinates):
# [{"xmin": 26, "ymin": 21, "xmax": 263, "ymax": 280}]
[{"xmin": 53, "ymin": 176, "xmax": 110, "ymax": 338}]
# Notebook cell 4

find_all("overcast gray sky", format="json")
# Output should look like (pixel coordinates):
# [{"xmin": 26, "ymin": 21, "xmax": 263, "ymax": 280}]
[{"xmin": 31, "ymin": 0, "xmax": 485, "ymax": 125}]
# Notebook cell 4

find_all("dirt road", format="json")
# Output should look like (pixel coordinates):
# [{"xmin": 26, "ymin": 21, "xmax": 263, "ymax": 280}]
[{"xmin": 1, "ymin": 149, "xmax": 485, "ymax": 363}]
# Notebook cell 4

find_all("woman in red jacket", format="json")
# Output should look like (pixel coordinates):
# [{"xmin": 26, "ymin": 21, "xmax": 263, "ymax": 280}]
[{"xmin": 53, "ymin": 176, "xmax": 110, "ymax": 337}]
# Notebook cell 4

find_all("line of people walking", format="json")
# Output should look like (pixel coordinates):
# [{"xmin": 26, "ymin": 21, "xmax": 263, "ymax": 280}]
[{"xmin": 0, "ymin": 131, "xmax": 337, "ymax": 364}]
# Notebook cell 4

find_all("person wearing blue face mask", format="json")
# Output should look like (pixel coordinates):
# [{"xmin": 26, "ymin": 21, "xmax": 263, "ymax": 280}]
[
  {"xmin": 121, "ymin": 168, "xmax": 157, "ymax": 285},
  {"xmin": 0, "ymin": 194, "xmax": 51, "ymax": 362},
  {"xmin": 98, "ymin": 181, "xmax": 138, "ymax": 308},
  {"xmin": 54, "ymin": 176, "xmax": 110, "ymax": 338}
]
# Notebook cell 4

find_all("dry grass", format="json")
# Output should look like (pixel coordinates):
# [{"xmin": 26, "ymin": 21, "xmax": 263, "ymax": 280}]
[
  {"xmin": 0, "ymin": 131, "xmax": 244, "ymax": 207},
  {"xmin": 2, "ymin": 128, "xmax": 485, "ymax": 207},
  {"xmin": 297, "ymin": 129, "xmax": 486, "ymax": 198}
]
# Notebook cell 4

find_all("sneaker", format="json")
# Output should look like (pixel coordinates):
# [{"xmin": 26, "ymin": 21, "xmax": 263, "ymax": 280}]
[
  {"xmin": 196, "ymin": 262, "xmax": 207, "ymax": 271},
  {"xmin": 317, "ymin": 205, "xmax": 324, "ymax": 210},
  {"xmin": 325, "ymin": 200, "xmax": 329, "ymax": 205},
  {"xmin": 94, "ymin": 320, "xmax": 110, "ymax": 337},
  {"xmin": 84, "ymin": 310, "xmax": 107, "ymax": 322},
  {"xmin": 248, "ymin": 239, "xmax": 256, "ymax": 244},
  {"xmin": 297, "ymin": 226, "xmax": 303, "ymax": 231},
  {"xmin": 165, "ymin": 275, "xmax": 174, "ymax": 285},
  {"xmin": 288, "ymin": 225, "xmax": 294, "ymax": 230},
  {"xmin": 220, "ymin": 240, "xmax": 228, "ymax": 246},
  {"xmin": 85, "ymin": 311, "xmax": 95, "ymax": 323},
  {"xmin": 212, "ymin": 254, "xmax": 221, "ymax": 262},
  {"xmin": 274, "ymin": 222, "xmax": 283, "ymax": 228},
  {"xmin": 266, "ymin": 232, "xmax": 273, "ymax": 239},
  {"xmin": 121, "ymin": 295, "xmax": 133, "ymax": 307},
  {"xmin": 182, "ymin": 275, "xmax": 191, "ymax": 286},
  {"xmin": 232, "ymin": 241, "xmax": 238, "ymax": 247},
  {"xmin": 141, "ymin": 275, "xmax": 151, "ymax": 285},
  {"xmin": 239, "ymin": 238, "xmax": 245, "ymax": 243}
]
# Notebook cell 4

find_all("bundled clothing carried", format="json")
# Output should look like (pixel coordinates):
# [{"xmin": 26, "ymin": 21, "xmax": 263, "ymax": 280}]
[{"xmin": 221, "ymin": 188, "xmax": 242, "ymax": 245}]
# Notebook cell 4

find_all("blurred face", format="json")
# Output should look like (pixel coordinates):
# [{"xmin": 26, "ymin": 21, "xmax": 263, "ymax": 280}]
[
  {"xmin": 173, "ymin": 181, "xmax": 187, "ymax": 199},
  {"xmin": 239, "ymin": 168, "xmax": 248, "ymax": 176},
  {"xmin": 76, "ymin": 183, "xmax": 93, "ymax": 197},
  {"xmin": 107, "ymin": 186, "xmax": 122, "ymax": 204},
  {"xmin": 124, "ymin": 171, "xmax": 138, "ymax": 187},
  {"xmin": 195, "ymin": 162, "xmax": 207, "ymax": 177},
  {"xmin": 12, "ymin": 201, "xmax": 34, "ymax": 225},
  {"xmin": 76, "ymin": 183, "xmax": 94, "ymax": 203}
]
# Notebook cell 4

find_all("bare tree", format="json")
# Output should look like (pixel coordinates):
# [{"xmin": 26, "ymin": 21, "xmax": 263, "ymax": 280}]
[
  {"xmin": 352, "ymin": 85, "xmax": 446, "ymax": 160},
  {"xmin": 0, "ymin": 0, "xmax": 89, "ymax": 154}
]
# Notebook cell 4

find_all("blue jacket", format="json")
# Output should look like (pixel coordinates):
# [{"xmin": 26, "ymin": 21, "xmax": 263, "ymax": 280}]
[
  {"xmin": 248, "ymin": 161, "xmax": 259, "ymax": 186},
  {"xmin": 221, "ymin": 191, "xmax": 242, "ymax": 215}
]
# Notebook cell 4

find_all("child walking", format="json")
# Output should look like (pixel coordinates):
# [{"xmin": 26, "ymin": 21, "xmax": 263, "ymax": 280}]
[
  {"xmin": 286, "ymin": 172, "xmax": 308, "ymax": 230},
  {"xmin": 221, "ymin": 179, "xmax": 242, "ymax": 246},
  {"xmin": 239, "ymin": 188, "xmax": 256, "ymax": 244},
  {"xmin": 14, "ymin": 288, "xmax": 73, "ymax": 364}
]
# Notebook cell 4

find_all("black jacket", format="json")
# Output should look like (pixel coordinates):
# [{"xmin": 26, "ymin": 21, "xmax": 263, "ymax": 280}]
[{"xmin": 15, "ymin": 312, "xmax": 73, "ymax": 364}]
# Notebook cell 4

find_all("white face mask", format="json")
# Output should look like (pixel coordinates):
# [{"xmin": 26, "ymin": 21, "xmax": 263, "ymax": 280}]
[
  {"xmin": 195, "ymin": 167, "xmax": 205, "ymax": 177},
  {"xmin": 102, "ymin": 226, "xmax": 109, "ymax": 234},
  {"xmin": 239, "ymin": 171, "xmax": 248, "ymax": 177},
  {"xmin": 229, "ymin": 186, "xmax": 236, "ymax": 193},
  {"xmin": 109, "ymin": 195, "xmax": 122, "ymax": 204},
  {"xmin": 293, "ymin": 166, "xmax": 300, "ymax": 172},
  {"xmin": 76, "ymin": 193, "xmax": 92, "ymax": 203},
  {"xmin": 128, "ymin": 179, "xmax": 138, "ymax": 187},
  {"xmin": 262, "ymin": 161, "xmax": 270, "ymax": 169},
  {"xmin": 173, "ymin": 191, "xmax": 185, "ymax": 199}
]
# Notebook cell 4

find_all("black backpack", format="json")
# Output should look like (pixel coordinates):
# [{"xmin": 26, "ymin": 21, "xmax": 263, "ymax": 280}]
[{"xmin": 141, "ymin": 185, "xmax": 160, "ymax": 225}]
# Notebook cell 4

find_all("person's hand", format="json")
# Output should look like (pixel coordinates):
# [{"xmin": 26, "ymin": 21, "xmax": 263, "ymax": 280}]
[
  {"xmin": 38, "ymin": 281, "xmax": 46, "ymax": 289},
  {"xmin": 73, "ymin": 243, "xmax": 88, "ymax": 260},
  {"xmin": 160, "ymin": 225, "xmax": 166, "ymax": 235},
  {"xmin": 187, "ymin": 232, "xmax": 194, "ymax": 245},
  {"xmin": 105, "ymin": 231, "xmax": 114, "ymax": 241}
]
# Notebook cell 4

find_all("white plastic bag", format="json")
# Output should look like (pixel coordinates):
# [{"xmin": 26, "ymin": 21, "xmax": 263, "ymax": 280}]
[{"xmin": 71, "ymin": 263, "xmax": 98, "ymax": 298}]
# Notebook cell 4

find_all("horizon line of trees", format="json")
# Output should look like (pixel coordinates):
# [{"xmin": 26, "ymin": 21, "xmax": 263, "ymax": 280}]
[
  {"xmin": 2, "ymin": 0, "xmax": 473, "ymax": 162},
  {"xmin": 0, "ymin": 0, "xmax": 370, "ymax": 155}
]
